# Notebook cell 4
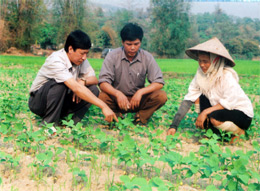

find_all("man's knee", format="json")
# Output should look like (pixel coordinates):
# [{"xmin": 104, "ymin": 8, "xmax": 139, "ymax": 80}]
[
  {"xmin": 98, "ymin": 91, "xmax": 109, "ymax": 101},
  {"xmin": 88, "ymin": 85, "xmax": 99, "ymax": 97},
  {"xmin": 152, "ymin": 90, "xmax": 167, "ymax": 104}
]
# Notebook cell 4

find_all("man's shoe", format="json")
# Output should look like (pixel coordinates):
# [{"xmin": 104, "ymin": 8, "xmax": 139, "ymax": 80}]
[{"xmin": 44, "ymin": 126, "xmax": 57, "ymax": 136}]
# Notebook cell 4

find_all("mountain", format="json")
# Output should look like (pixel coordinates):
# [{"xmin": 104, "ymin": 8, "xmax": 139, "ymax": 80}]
[
  {"xmin": 190, "ymin": 2, "xmax": 260, "ymax": 19},
  {"xmin": 89, "ymin": 0, "xmax": 260, "ymax": 19}
]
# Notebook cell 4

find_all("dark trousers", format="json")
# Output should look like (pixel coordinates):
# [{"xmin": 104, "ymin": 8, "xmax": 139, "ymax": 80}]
[
  {"xmin": 200, "ymin": 94, "xmax": 252, "ymax": 134},
  {"xmin": 28, "ymin": 80, "xmax": 99, "ymax": 125},
  {"xmin": 99, "ymin": 90, "xmax": 167, "ymax": 124}
]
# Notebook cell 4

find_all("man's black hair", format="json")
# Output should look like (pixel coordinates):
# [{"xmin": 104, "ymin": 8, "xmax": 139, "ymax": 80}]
[
  {"xmin": 64, "ymin": 30, "xmax": 91, "ymax": 52},
  {"xmin": 120, "ymin": 23, "xmax": 143, "ymax": 42}
]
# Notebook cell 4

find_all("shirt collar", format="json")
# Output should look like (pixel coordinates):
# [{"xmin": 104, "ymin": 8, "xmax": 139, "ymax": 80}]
[
  {"xmin": 61, "ymin": 48, "xmax": 73, "ymax": 69},
  {"xmin": 121, "ymin": 47, "xmax": 141, "ymax": 63}
]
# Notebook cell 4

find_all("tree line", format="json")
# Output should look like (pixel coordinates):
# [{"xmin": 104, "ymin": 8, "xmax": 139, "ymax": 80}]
[{"xmin": 0, "ymin": 0, "xmax": 259, "ymax": 59}]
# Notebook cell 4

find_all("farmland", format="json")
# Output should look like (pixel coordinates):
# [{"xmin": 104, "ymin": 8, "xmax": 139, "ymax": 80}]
[{"xmin": 0, "ymin": 55, "xmax": 260, "ymax": 191}]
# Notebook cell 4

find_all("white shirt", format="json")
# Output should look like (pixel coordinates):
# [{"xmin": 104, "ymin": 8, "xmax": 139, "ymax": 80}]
[
  {"xmin": 184, "ymin": 69, "xmax": 254, "ymax": 118},
  {"xmin": 29, "ymin": 49, "xmax": 95, "ymax": 93}
]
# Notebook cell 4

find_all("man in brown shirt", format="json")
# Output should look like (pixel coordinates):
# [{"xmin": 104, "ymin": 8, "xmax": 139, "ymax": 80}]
[{"xmin": 99, "ymin": 23, "xmax": 167, "ymax": 124}]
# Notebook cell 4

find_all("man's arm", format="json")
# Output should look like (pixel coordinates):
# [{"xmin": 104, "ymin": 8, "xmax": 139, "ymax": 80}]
[
  {"xmin": 80, "ymin": 76, "xmax": 98, "ymax": 86},
  {"xmin": 99, "ymin": 82, "xmax": 130, "ymax": 111},
  {"xmin": 65, "ymin": 78, "xmax": 118, "ymax": 122},
  {"xmin": 73, "ymin": 76, "xmax": 98, "ymax": 103},
  {"xmin": 130, "ymin": 82, "xmax": 163, "ymax": 109}
]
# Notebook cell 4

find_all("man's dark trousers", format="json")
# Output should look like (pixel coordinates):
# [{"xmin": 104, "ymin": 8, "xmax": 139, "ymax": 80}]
[{"xmin": 29, "ymin": 79, "xmax": 99, "ymax": 125}]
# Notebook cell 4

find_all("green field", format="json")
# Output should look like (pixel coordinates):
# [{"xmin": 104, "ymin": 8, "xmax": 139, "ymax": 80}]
[
  {"xmin": 1, "ymin": 55, "xmax": 259, "ymax": 75},
  {"xmin": 0, "ymin": 55, "xmax": 260, "ymax": 191}
]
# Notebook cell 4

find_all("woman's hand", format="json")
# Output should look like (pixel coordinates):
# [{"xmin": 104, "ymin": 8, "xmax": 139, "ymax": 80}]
[{"xmin": 195, "ymin": 111, "xmax": 208, "ymax": 129}]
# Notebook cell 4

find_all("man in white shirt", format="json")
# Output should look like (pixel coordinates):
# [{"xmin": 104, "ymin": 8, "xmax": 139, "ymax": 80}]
[{"xmin": 29, "ymin": 30, "xmax": 117, "ymax": 127}]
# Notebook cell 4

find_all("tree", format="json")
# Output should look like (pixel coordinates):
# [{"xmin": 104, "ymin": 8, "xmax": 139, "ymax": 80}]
[
  {"xmin": 225, "ymin": 38, "xmax": 243, "ymax": 55},
  {"xmin": 52, "ymin": 0, "xmax": 87, "ymax": 45},
  {"xmin": 150, "ymin": 0, "xmax": 190, "ymax": 57},
  {"xmin": 243, "ymin": 40, "xmax": 260, "ymax": 59},
  {"xmin": 4, "ymin": 0, "xmax": 45, "ymax": 51},
  {"xmin": 38, "ymin": 22, "xmax": 57, "ymax": 49}
]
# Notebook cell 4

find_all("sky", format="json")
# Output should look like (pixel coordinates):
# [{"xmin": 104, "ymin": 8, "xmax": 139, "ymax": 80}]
[{"xmin": 89, "ymin": 0, "xmax": 260, "ymax": 19}]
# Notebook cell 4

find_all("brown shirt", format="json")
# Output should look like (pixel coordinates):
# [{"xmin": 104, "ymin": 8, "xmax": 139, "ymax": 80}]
[{"xmin": 99, "ymin": 47, "xmax": 164, "ymax": 96}]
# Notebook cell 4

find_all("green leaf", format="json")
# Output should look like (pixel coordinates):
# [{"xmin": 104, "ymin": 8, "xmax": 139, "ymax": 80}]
[
  {"xmin": 132, "ymin": 177, "xmax": 152, "ymax": 191},
  {"xmin": 252, "ymin": 140, "xmax": 260, "ymax": 151},
  {"xmin": 150, "ymin": 177, "xmax": 164, "ymax": 187},
  {"xmin": 238, "ymin": 174, "xmax": 250, "ymax": 184},
  {"xmin": 248, "ymin": 183, "xmax": 260, "ymax": 191},
  {"xmin": 227, "ymin": 179, "xmax": 237, "ymax": 191},
  {"xmin": 251, "ymin": 171, "xmax": 260, "ymax": 181},
  {"xmin": 206, "ymin": 185, "xmax": 218, "ymax": 191},
  {"xmin": 185, "ymin": 169, "xmax": 193, "ymax": 178},
  {"xmin": 213, "ymin": 174, "xmax": 222, "ymax": 181},
  {"xmin": 190, "ymin": 165, "xmax": 199, "ymax": 174},
  {"xmin": 36, "ymin": 153, "xmax": 46, "ymax": 161},
  {"xmin": 120, "ymin": 175, "xmax": 130, "ymax": 183}
]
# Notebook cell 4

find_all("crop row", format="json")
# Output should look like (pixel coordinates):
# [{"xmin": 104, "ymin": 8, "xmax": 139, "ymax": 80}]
[{"xmin": 0, "ymin": 59, "xmax": 259, "ymax": 190}]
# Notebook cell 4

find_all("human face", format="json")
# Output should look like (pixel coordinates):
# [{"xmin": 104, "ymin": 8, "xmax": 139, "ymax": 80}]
[
  {"xmin": 198, "ymin": 54, "xmax": 211, "ymax": 73},
  {"xmin": 67, "ymin": 46, "xmax": 89, "ymax": 66},
  {"xmin": 122, "ymin": 39, "xmax": 141, "ymax": 61}
]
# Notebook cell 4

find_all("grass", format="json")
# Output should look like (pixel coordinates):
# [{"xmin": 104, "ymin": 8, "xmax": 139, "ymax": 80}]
[{"xmin": 1, "ymin": 55, "xmax": 259, "ymax": 75}]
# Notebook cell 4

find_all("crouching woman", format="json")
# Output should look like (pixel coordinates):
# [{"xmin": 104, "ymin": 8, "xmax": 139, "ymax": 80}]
[{"xmin": 167, "ymin": 37, "xmax": 254, "ymax": 143}]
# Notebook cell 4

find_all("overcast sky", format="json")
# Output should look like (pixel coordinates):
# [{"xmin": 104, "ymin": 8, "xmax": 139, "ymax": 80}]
[{"xmin": 89, "ymin": 0, "xmax": 260, "ymax": 19}]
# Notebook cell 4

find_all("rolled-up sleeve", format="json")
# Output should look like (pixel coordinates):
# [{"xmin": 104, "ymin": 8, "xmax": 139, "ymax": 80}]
[
  {"xmin": 79, "ymin": 59, "xmax": 95, "ymax": 77},
  {"xmin": 98, "ymin": 54, "xmax": 115, "ymax": 85},
  {"xmin": 147, "ymin": 56, "xmax": 164, "ymax": 85}
]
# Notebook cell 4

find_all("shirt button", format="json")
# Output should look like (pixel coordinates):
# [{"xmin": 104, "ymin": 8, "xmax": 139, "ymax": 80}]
[
  {"xmin": 129, "ymin": 73, "xmax": 131, "ymax": 75},
  {"xmin": 130, "ymin": 81, "xmax": 132, "ymax": 84}
]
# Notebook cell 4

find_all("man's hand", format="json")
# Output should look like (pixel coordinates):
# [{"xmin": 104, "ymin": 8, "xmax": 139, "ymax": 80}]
[
  {"xmin": 72, "ymin": 93, "xmax": 81, "ymax": 103},
  {"xmin": 167, "ymin": 128, "xmax": 176, "ymax": 136},
  {"xmin": 130, "ymin": 90, "xmax": 143, "ymax": 110},
  {"xmin": 102, "ymin": 106, "xmax": 118, "ymax": 123},
  {"xmin": 195, "ymin": 111, "xmax": 208, "ymax": 129},
  {"xmin": 72, "ymin": 78, "xmax": 86, "ymax": 103},
  {"xmin": 115, "ymin": 91, "xmax": 131, "ymax": 111}
]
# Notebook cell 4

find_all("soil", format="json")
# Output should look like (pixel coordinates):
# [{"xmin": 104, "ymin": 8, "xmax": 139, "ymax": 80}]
[
  {"xmin": 0, "ymin": 116, "xmax": 259, "ymax": 191},
  {"xmin": 1, "ymin": 47, "xmax": 102, "ymax": 58},
  {"xmin": 0, "ymin": 53, "xmax": 259, "ymax": 191}
]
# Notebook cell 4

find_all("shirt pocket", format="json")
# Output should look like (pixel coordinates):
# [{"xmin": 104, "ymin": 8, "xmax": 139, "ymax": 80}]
[{"xmin": 135, "ymin": 72, "xmax": 146, "ymax": 87}]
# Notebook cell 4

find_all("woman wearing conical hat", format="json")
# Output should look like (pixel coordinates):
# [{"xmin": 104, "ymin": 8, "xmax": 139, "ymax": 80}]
[{"xmin": 167, "ymin": 37, "xmax": 254, "ymax": 143}]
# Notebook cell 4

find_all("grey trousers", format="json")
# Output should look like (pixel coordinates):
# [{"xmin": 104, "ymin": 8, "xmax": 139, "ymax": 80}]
[{"xmin": 28, "ymin": 79, "xmax": 99, "ymax": 125}]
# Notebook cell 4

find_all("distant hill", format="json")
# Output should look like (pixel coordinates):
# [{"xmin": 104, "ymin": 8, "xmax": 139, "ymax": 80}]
[
  {"xmin": 190, "ymin": 2, "xmax": 260, "ymax": 19},
  {"xmin": 89, "ymin": 0, "xmax": 260, "ymax": 19}
]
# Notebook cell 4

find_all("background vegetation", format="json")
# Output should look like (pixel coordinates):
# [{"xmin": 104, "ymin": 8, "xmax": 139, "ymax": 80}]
[{"xmin": 0, "ymin": 0, "xmax": 260, "ymax": 59}]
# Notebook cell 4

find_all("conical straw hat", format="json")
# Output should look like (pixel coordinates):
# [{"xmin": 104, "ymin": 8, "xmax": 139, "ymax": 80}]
[{"xmin": 185, "ymin": 37, "xmax": 235, "ymax": 67}]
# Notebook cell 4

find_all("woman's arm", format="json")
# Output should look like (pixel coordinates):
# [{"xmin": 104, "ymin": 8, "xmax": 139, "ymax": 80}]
[
  {"xmin": 195, "ymin": 103, "xmax": 224, "ymax": 129},
  {"xmin": 167, "ymin": 100, "xmax": 193, "ymax": 136}
]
